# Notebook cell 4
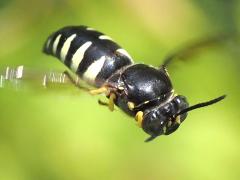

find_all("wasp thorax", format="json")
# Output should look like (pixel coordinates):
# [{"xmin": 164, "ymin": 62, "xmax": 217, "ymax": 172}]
[{"xmin": 142, "ymin": 95, "xmax": 189, "ymax": 138}]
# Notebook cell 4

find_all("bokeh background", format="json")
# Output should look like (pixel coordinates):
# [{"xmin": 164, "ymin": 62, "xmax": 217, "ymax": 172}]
[{"xmin": 0, "ymin": 0, "xmax": 240, "ymax": 180}]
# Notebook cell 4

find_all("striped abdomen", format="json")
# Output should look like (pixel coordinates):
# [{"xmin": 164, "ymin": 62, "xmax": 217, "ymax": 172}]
[{"xmin": 43, "ymin": 26, "xmax": 134, "ymax": 87}]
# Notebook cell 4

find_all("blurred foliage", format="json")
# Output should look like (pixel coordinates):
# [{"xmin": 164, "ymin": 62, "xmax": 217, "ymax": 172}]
[
  {"xmin": 0, "ymin": 0, "xmax": 11, "ymax": 9},
  {"xmin": 192, "ymin": 0, "xmax": 238, "ymax": 33},
  {"xmin": 0, "ymin": 0, "xmax": 240, "ymax": 180}
]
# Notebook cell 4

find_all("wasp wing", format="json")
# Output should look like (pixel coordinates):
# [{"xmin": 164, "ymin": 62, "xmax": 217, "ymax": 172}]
[
  {"xmin": 0, "ymin": 65, "xmax": 91, "ymax": 92},
  {"xmin": 161, "ymin": 33, "xmax": 239, "ymax": 68}
]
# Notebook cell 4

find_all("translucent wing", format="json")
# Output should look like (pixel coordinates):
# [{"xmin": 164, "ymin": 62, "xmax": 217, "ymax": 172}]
[{"xmin": 0, "ymin": 65, "xmax": 90, "ymax": 92}]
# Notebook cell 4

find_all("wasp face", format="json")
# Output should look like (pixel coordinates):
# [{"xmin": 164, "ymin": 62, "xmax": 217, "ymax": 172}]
[{"xmin": 142, "ymin": 95, "xmax": 189, "ymax": 141}]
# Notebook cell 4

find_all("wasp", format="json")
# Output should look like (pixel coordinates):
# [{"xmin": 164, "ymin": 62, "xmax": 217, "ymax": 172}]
[{"xmin": 43, "ymin": 26, "xmax": 226, "ymax": 142}]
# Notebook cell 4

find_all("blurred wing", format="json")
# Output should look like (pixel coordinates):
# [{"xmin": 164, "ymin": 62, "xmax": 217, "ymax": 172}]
[{"xmin": 161, "ymin": 33, "xmax": 239, "ymax": 68}]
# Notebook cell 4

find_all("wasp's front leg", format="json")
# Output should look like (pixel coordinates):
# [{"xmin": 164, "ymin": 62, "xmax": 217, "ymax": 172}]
[{"xmin": 90, "ymin": 85, "xmax": 118, "ymax": 111}]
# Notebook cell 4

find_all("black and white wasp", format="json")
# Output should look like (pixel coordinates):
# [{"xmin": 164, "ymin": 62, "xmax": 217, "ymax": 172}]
[{"xmin": 40, "ymin": 25, "xmax": 227, "ymax": 142}]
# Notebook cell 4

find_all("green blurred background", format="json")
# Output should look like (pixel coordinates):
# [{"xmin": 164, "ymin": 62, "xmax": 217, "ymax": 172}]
[{"xmin": 0, "ymin": 0, "xmax": 240, "ymax": 180}]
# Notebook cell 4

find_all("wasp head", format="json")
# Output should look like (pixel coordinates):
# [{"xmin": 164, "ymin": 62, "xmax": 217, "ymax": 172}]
[
  {"xmin": 141, "ymin": 94, "xmax": 226, "ymax": 142},
  {"xmin": 142, "ymin": 95, "xmax": 188, "ymax": 142}
]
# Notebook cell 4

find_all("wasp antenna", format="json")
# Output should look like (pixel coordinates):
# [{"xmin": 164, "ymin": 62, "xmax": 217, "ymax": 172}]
[{"xmin": 176, "ymin": 95, "xmax": 226, "ymax": 117}]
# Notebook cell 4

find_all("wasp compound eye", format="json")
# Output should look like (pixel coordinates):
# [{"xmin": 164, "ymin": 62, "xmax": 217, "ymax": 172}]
[
  {"xmin": 141, "ymin": 95, "xmax": 190, "ymax": 142},
  {"xmin": 142, "ymin": 109, "xmax": 166, "ymax": 137}
]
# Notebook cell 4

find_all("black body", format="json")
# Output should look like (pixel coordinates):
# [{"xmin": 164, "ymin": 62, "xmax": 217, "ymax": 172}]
[
  {"xmin": 43, "ymin": 25, "xmax": 225, "ymax": 141},
  {"xmin": 43, "ymin": 26, "xmax": 133, "ymax": 87},
  {"xmin": 106, "ymin": 64, "xmax": 173, "ymax": 115}
]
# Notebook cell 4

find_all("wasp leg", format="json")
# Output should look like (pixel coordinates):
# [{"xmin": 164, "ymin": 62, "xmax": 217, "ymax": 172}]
[
  {"xmin": 90, "ymin": 86, "xmax": 116, "ymax": 111},
  {"xmin": 63, "ymin": 71, "xmax": 90, "ymax": 91},
  {"xmin": 135, "ymin": 111, "xmax": 143, "ymax": 127},
  {"xmin": 97, "ymin": 95, "xmax": 116, "ymax": 112},
  {"xmin": 108, "ymin": 93, "xmax": 116, "ymax": 111},
  {"xmin": 97, "ymin": 93, "xmax": 116, "ymax": 111},
  {"xmin": 98, "ymin": 99, "xmax": 109, "ymax": 106},
  {"xmin": 89, "ymin": 86, "xmax": 109, "ymax": 95}
]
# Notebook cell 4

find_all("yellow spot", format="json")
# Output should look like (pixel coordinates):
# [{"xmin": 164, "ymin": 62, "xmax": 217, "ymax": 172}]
[
  {"xmin": 90, "ymin": 86, "xmax": 108, "ymax": 95},
  {"xmin": 135, "ymin": 111, "xmax": 143, "ymax": 127},
  {"xmin": 127, "ymin": 102, "xmax": 135, "ymax": 110},
  {"xmin": 176, "ymin": 116, "xmax": 181, "ymax": 124},
  {"xmin": 118, "ymin": 86, "xmax": 124, "ymax": 90},
  {"xmin": 167, "ymin": 121, "xmax": 172, "ymax": 127},
  {"xmin": 163, "ymin": 126, "xmax": 167, "ymax": 134},
  {"xmin": 108, "ymin": 93, "xmax": 116, "ymax": 111},
  {"xmin": 144, "ymin": 101, "xmax": 149, "ymax": 104}
]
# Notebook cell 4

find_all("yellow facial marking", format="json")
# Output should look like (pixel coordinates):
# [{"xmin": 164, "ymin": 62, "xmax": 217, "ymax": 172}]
[
  {"xmin": 127, "ymin": 101, "xmax": 135, "ymax": 110},
  {"xmin": 176, "ymin": 116, "xmax": 181, "ymax": 124},
  {"xmin": 135, "ymin": 111, "xmax": 143, "ymax": 127}
]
